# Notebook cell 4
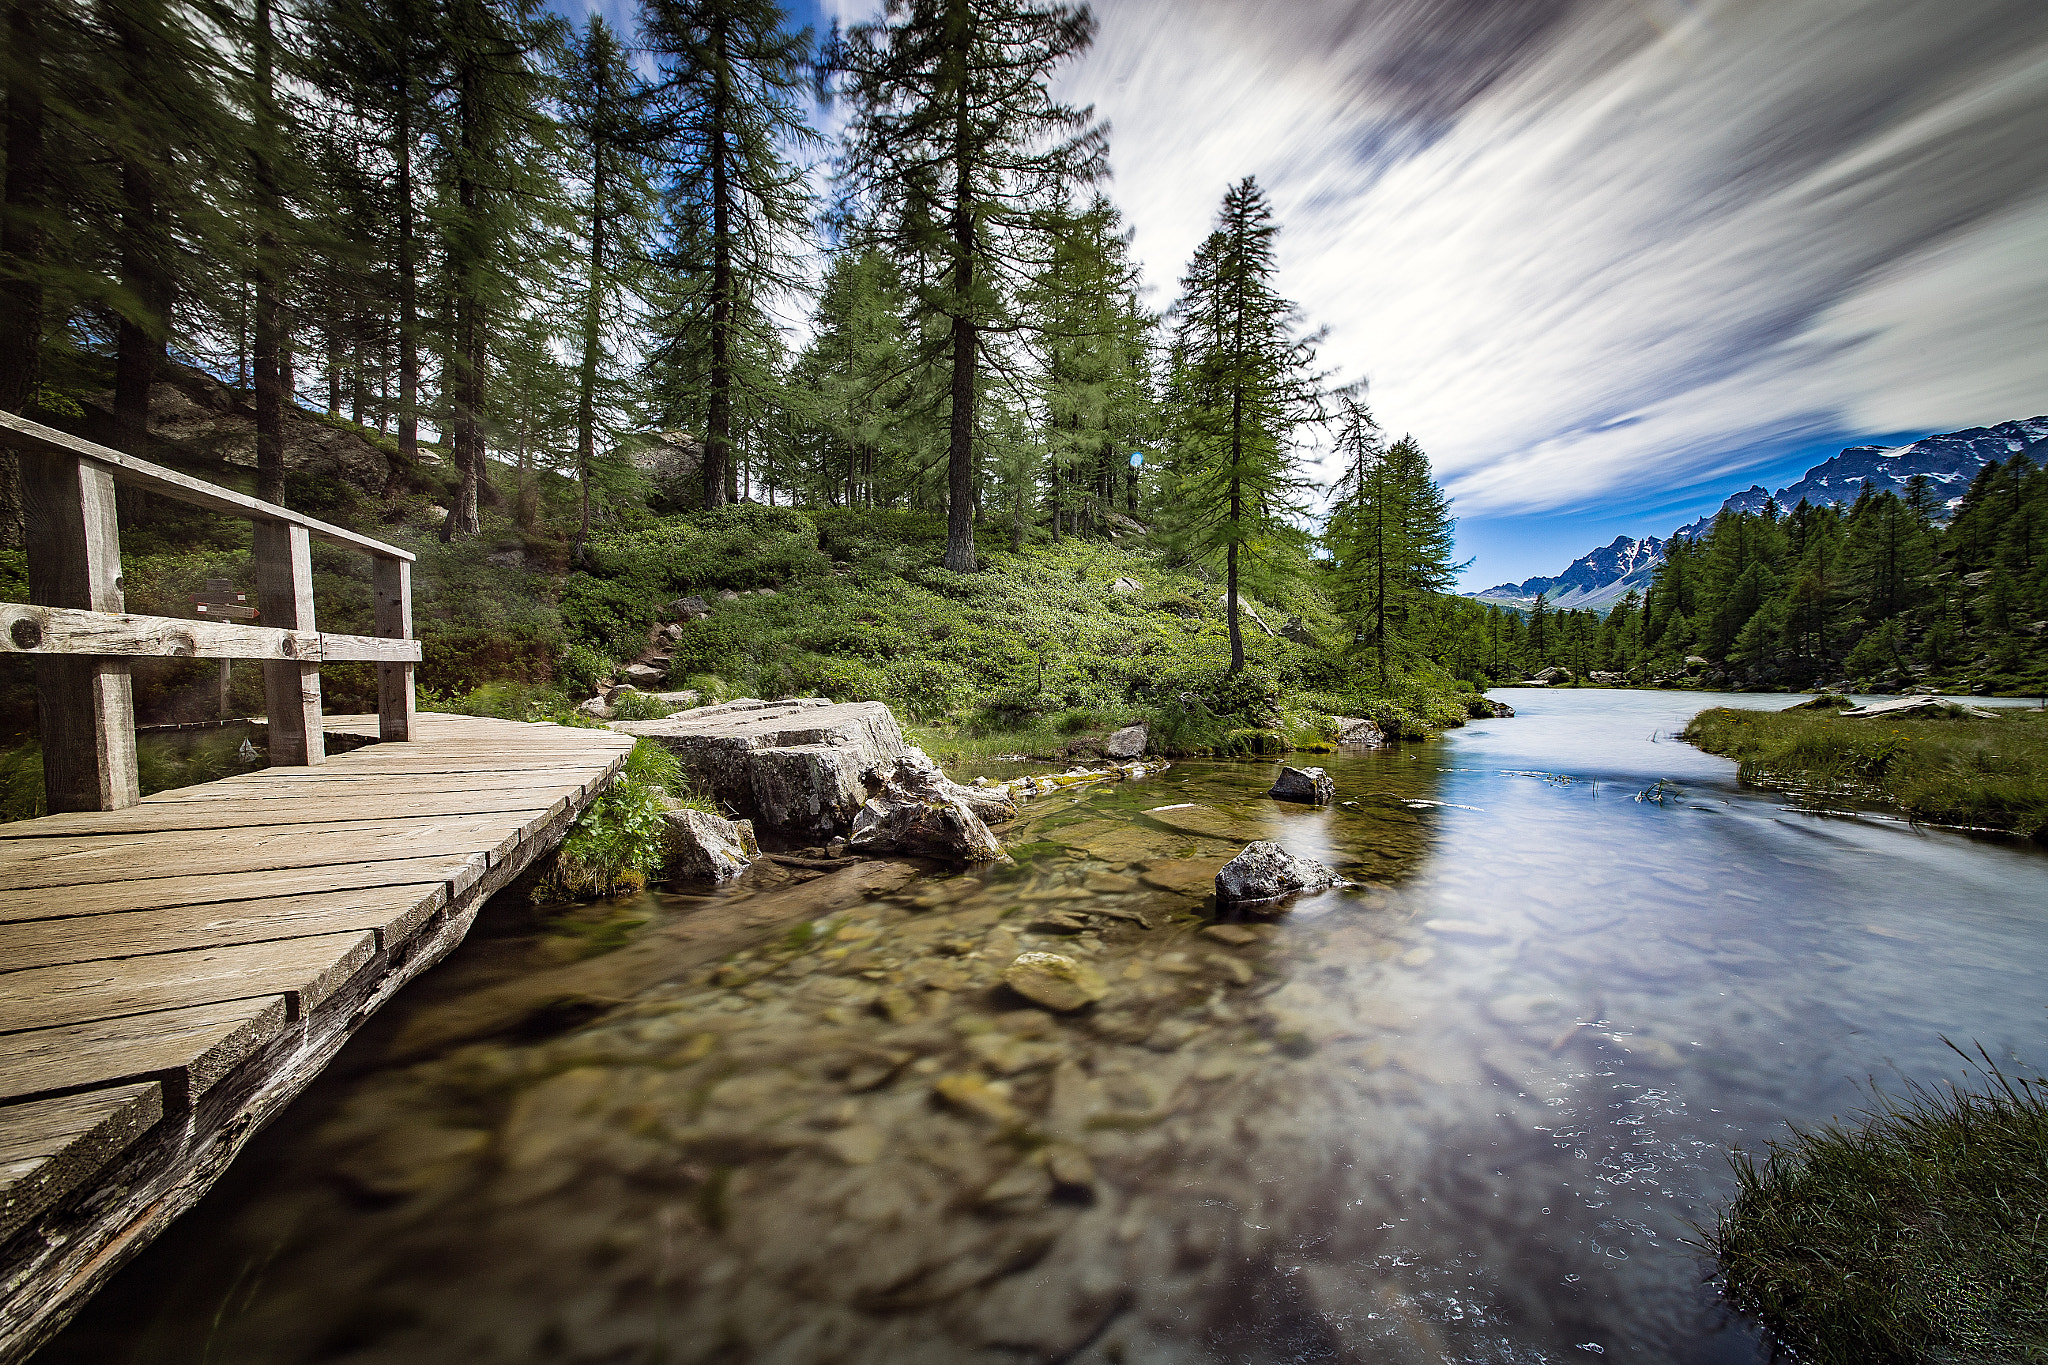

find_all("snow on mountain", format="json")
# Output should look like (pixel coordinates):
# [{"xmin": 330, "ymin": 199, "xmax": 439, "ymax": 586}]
[
  {"xmin": 1470, "ymin": 416, "xmax": 2048, "ymax": 614},
  {"xmin": 1472, "ymin": 534, "xmax": 1667, "ymax": 612}
]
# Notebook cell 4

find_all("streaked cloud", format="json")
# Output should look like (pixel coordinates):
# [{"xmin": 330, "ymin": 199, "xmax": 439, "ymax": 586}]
[{"xmin": 1063, "ymin": 0, "xmax": 2048, "ymax": 514}]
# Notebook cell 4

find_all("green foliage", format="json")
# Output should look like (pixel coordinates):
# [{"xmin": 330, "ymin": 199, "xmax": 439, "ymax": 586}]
[
  {"xmin": 1710, "ymin": 1046, "xmax": 2048, "ymax": 1363},
  {"xmin": 541, "ymin": 738, "xmax": 684, "ymax": 900},
  {"xmin": 1684, "ymin": 704, "xmax": 2048, "ymax": 838},
  {"xmin": 556, "ymin": 642, "xmax": 616, "ymax": 697},
  {"xmin": 608, "ymin": 690, "xmax": 681, "ymax": 721}
]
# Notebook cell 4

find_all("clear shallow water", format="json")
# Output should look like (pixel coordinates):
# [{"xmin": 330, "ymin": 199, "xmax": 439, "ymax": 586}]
[{"xmin": 40, "ymin": 690, "xmax": 2048, "ymax": 1364}]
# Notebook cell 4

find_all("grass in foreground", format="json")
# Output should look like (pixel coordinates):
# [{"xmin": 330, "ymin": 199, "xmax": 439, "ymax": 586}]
[
  {"xmin": 1683, "ymin": 704, "xmax": 2048, "ymax": 839},
  {"xmin": 1709, "ymin": 1047, "xmax": 2048, "ymax": 1364}
]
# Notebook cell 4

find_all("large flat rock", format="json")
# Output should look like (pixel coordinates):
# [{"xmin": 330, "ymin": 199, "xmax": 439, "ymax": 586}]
[{"xmin": 611, "ymin": 699, "xmax": 909, "ymax": 838}]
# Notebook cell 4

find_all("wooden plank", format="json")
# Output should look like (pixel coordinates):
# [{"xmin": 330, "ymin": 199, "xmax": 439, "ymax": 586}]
[
  {"xmin": 0, "ymin": 998, "xmax": 289, "ymax": 1109},
  {"xmin": 0, "ymin": 855, "xmax": 484, "ymax": 924},
  {"xmin": 373, "ymin": 556, "xmax": 415, "ymax": 741},
  {"xmin": 0, "ymin": 811, "xmax": 539, "ymax": 890},
  {"xmin": 132, "ymin": 773, "xmax": 602, "ymax": 804},
  {"xmin": 0, "ymin": 604, "xmax": 422, "ymax": 663},
  {"xmin": 0, "ymin": 786, "xmax": 579, "ymax": 837},
  {"xmin": 0, "ymin": 1083, "xmax": 163, "ymax": 1241},
  {"xmin": 0, "ymin": 932, "xmax": 377, "ymax": 1034},
  {"xmin": 0, "ymin": 883, "xmax": 447, "ymax": 971},
  {"xmin": 20, "ymin": 452, "xmax": 138, "ymax": 813},
  {"xmin": 0, "ymin": 410, "xmax": 414, "ymax": 562},
  {"xmin": 254, "ymin": 520, "xmax": 323, "ymax": 767}
]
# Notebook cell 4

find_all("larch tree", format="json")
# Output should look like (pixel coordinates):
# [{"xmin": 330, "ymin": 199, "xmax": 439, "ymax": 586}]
[
  {"xmin": 434, "ymin": 0, "xmax": 564, "ymax": 539},
  {"xmin": 1325, "ymin": 398, "xmax": 1458, "ymax": 689},
  {"xmin": 1163, "ymin": 176, "xmax": 1323, "ymax": 674},
  {"xmin": 641, "ymin": 0, "xmax": 816, "ymax": 511},
  {"xmin": 835, "ymin": 0, "xmax": 1104, "ymax": 572},
  {"xmin": 560, "ymin": 14, "xmax": 659, "ymax": 564}
]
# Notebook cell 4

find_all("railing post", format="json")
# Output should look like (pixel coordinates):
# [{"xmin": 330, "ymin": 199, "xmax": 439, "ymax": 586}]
[
  {"xmin": 373, "ymin": 555, "xmax": 414, "ymax": 741},
  {"xmin": 253, "ymin": 520, "xmax": 324, "ymax": 765},
  {"xmin": 20, "ymin": 451, "xmax": 139, "ymax": 811}
]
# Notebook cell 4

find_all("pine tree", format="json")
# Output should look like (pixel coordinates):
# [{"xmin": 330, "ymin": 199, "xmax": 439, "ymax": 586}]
[
  {"xmin": 641, "ymin": 0, "xmax": 816, "ymax": 511},
  {"xmin": 835, "ymin": 0, "xmax": 1104, "ymax": 572},
  {"xmin": 1327, "ymin": 419, "xmax": 1457, "ymax": 689},
  {"xmin": 1163, "ymin": 177, "xmax": 1323, "ymax": 674}
]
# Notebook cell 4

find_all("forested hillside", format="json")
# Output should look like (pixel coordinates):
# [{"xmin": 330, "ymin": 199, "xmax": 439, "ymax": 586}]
[
  {"xmin": 0, "ymin": 0, "xmax": 1507, "ymax": 769},
  {"xmin": 1494, "ymin": 469, "xmax": 2048, "ymax": 694}
]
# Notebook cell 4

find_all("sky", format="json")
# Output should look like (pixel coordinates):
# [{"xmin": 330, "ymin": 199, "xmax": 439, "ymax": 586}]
[{"xmin": 562, "ymin": 0, "xmax": 2048, "ymax": 589}]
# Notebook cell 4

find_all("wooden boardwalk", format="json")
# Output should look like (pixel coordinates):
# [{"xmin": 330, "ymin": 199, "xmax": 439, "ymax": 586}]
[{"xmin": 0, "ymin": 713, "xmax": 636, "ymax": 1362}]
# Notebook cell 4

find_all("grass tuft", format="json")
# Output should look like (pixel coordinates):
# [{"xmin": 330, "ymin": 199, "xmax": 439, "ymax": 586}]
[
  {"xmin": 1684, "ymin": 704, "xmax": 2048, "ymax": 839},
  {"xmin": 1709, "ymin": 1043, "xmax": 2048, "ymax": 1363}
]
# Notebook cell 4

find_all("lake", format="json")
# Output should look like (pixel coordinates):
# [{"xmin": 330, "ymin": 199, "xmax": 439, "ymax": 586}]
[{"xmin": 39, "ymin": 689, "xmax": 2048, "ymax": 1363}]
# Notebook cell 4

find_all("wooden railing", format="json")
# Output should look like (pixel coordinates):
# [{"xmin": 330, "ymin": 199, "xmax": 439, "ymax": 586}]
[{"xmin": 0, "ymin": 411, "xmax": 422, "ymax": 813}]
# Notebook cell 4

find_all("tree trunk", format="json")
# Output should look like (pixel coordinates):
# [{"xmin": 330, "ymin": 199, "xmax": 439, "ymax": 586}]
[
  {"xmin": 394, "ymin": 89, "xmax": 418, "ymax": 491},
  {"xmin": 940, "ymin": 54, "xmax": 978, "ymax": 574},
  {"xmin": 113, "ymin": 156, "xmax": 163, "ymax": 457},
  {"xmin": 0, "ymin": 0, "xmax": 48, "ymax": 547},
  {"xmin": 1226, "ymin": 476, "xmax": 1243, "ymax": 674},
  {"xmin": 573, "ymin": 116, "xmax": 605, "ymax": 568},
  {"xmin": 447, "ymin": 57, "xmax": 483, "ymax": 539},
  {"xmin": 252, "ymin": 0, "xmax": 287, "ymax": 506},
  {"xmin": 703, "ymin": 15, "xmax": 732, "ymax": 510}
]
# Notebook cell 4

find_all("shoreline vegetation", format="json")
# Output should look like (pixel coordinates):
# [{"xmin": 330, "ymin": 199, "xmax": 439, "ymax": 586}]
[
  {"xmin": 1709, "ymin": 1047, "xmax": 2048, "ymax": 1364},
  {"xmin": 1681, "ymin": 701, "xmax": 2048, "ymax": 841}
]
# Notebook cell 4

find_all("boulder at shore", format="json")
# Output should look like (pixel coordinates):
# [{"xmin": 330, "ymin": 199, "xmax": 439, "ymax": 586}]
[
  {"xmin": 1215, "ymin": 840, "xmax": 1349, "ymax": 910},
  {"xmin": 1269, "ymin": 765, "xmax": 1335, "ymax": 805},
  {"xmin": 1103, "ymin": 722, "xmax": 1149, "ymax": 760},
  {"xmin": 614, "ymin": 699, "xmax": 1011, "ymax": 859},
  {"xmin": 660, "ymin": 807, "xmax": 759, "ymax": 882},
  {"xmin": 850, "ymin": 750, "xmax": 1014, "ymax": 863},
  {"xmin": 1332, "ymin": 716, "xmax": 1384, "ymax": 746}
]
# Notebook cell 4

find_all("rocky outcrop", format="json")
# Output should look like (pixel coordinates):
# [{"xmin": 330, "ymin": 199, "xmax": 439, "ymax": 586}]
[
  {"xmin": 614, "ymin": 699, "xmax": 1010, "ymax": 860},
  {"xmin": 1215, "ymin": 841, "xmax": 1349, "ymax": 909},
  {"xmin": 1104, "ymin": 722, "xmax": 1148, "ymax": 759},
  {"xmin": 660, "ymin": 808, "xmax": 759, "ymax": 882},
  {"xmin": 620, "ymin": 662, "xmax": 666, "ymax": 688},
  {"xmin": 1331, "ymin": 716, "xmax": 1383, "ymax": 747},
  {"xmin": 849, "ymin": 751, "xmax": 1014, "ymax": 863},
  {"xmin": 1268, "ymin": 766, "xmax": 1334, "ymax": 805}
]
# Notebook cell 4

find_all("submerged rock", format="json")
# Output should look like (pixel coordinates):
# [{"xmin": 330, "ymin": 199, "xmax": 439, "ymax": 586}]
[
  {"xmin": 1002, "ymin": 952, "xmax": 1108, "ymax": 1012},
  {"xmin": 659, "ymin": 807, "xmax": 759, "ymax": 883},
  {"xmin": 1215, "ymin": 840, "xmax": 1349, "ymax": 909},
  {"xmin": 1269, "ymin": 765, "xmax": 1335, "ymax": 805},
  {"xmin": 1103, "ymin": 722, "xmax": 1149, "ymax": 760}
]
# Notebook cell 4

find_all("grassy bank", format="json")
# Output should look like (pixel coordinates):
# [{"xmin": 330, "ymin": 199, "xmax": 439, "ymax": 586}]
[
  {"xmin": 1710, "ymin": 1051, "xmax": 2048, "ymax": 1362},
  {"xmin": 1682, "ymin": 703, "xmax": 2048, "ymax": 839}
]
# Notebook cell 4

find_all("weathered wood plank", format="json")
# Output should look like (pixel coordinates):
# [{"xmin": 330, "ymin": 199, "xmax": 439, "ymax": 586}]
[
  {"xmin": 373, "ymin": 556, "xmax": 415, "ymax": 741},
  {"xmin": 0, "ymin": 998, "xmax": 289, "ymax": 1109},
  {"xmin": 0, "ymin": 814, "xmax": 535, "ymax": 890},
  {"xmin": 132, "ymin": 773, "xmax": 602, "ymax": 804},
  {"xmin": 19, "ymin": 453, "xmax": 137, "ymax": 813},
  {"xmin": 0, "ymin": 603, "xmax": 420, "ymax": 664},
  {"xmin": 0, "ymin": 411, "xmax": 414, "ymax": 562},
  {"xmin": 0, "ymin": 883, "xmax": 446, "ymax": 971},
  {"xmin": 0, "ymin": 855, "xmax": 484, "ymax": 924},
  {"xmin": 0, "ymin": 787, "xmax": 576, "ymax": 838},
  {"xmin": 0, "ymin": 1082, "xmax": 164, "ymax": 1242},
  {"xmin": 0, "ymin": 932, "xmax": 376, "ymax": 1034},
  {"xmin": 254, "ymin": 520, "xmax": 323, "ymax": 767}
]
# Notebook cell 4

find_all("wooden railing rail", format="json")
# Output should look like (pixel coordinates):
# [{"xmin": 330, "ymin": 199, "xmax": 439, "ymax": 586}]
[{"xmin": 0, "ymin": 411, "xmax": 420, "ymax": 813}]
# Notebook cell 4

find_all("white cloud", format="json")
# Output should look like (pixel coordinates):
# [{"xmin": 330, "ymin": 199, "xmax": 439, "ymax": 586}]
[{"xmin": 1061, "ymin": 0, "xmax": 2048, "ymax": 514}]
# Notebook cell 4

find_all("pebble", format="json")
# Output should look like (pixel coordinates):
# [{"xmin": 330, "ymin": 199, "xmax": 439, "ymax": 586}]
[
  {"xmin": 1002, "ymin": 952, "xmax": 1109, "ymax": 1012},
  {"xmin": 933, "ymin": 1074, "xmax": 1021, "ymax": 1125}
]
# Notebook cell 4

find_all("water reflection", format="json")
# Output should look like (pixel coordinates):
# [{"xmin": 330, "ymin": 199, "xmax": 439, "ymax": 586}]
[{"xmin": 40, "ymin": 691, "xmax": 2048, "ymax": 1364}]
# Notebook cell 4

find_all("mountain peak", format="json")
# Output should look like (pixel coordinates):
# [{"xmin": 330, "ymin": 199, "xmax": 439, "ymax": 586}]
[{"xmin": 1472, "ymin": 415, "xmax": 2047, "ymax": 612}]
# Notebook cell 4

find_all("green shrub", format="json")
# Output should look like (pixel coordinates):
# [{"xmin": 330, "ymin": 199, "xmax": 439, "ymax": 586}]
[
  {"xmin": 882, "ymin": 656, "xmax": 973, "ymax": 721},
  {"xmin": 538, "ymin": 738, "xmax": 681, "ymax": 900},
  {"xmin": 608, "ymin": 690, "xmax": 679, "ymax": 721},
  {"xmin": 557, "ymin": 642, "xmax": 615, "ymax": 697}
]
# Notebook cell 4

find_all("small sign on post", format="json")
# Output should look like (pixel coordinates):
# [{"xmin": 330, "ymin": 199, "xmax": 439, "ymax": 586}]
[{"xmin": 191, "ymin": 578, "xmax": 257, "ymax": 719}]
